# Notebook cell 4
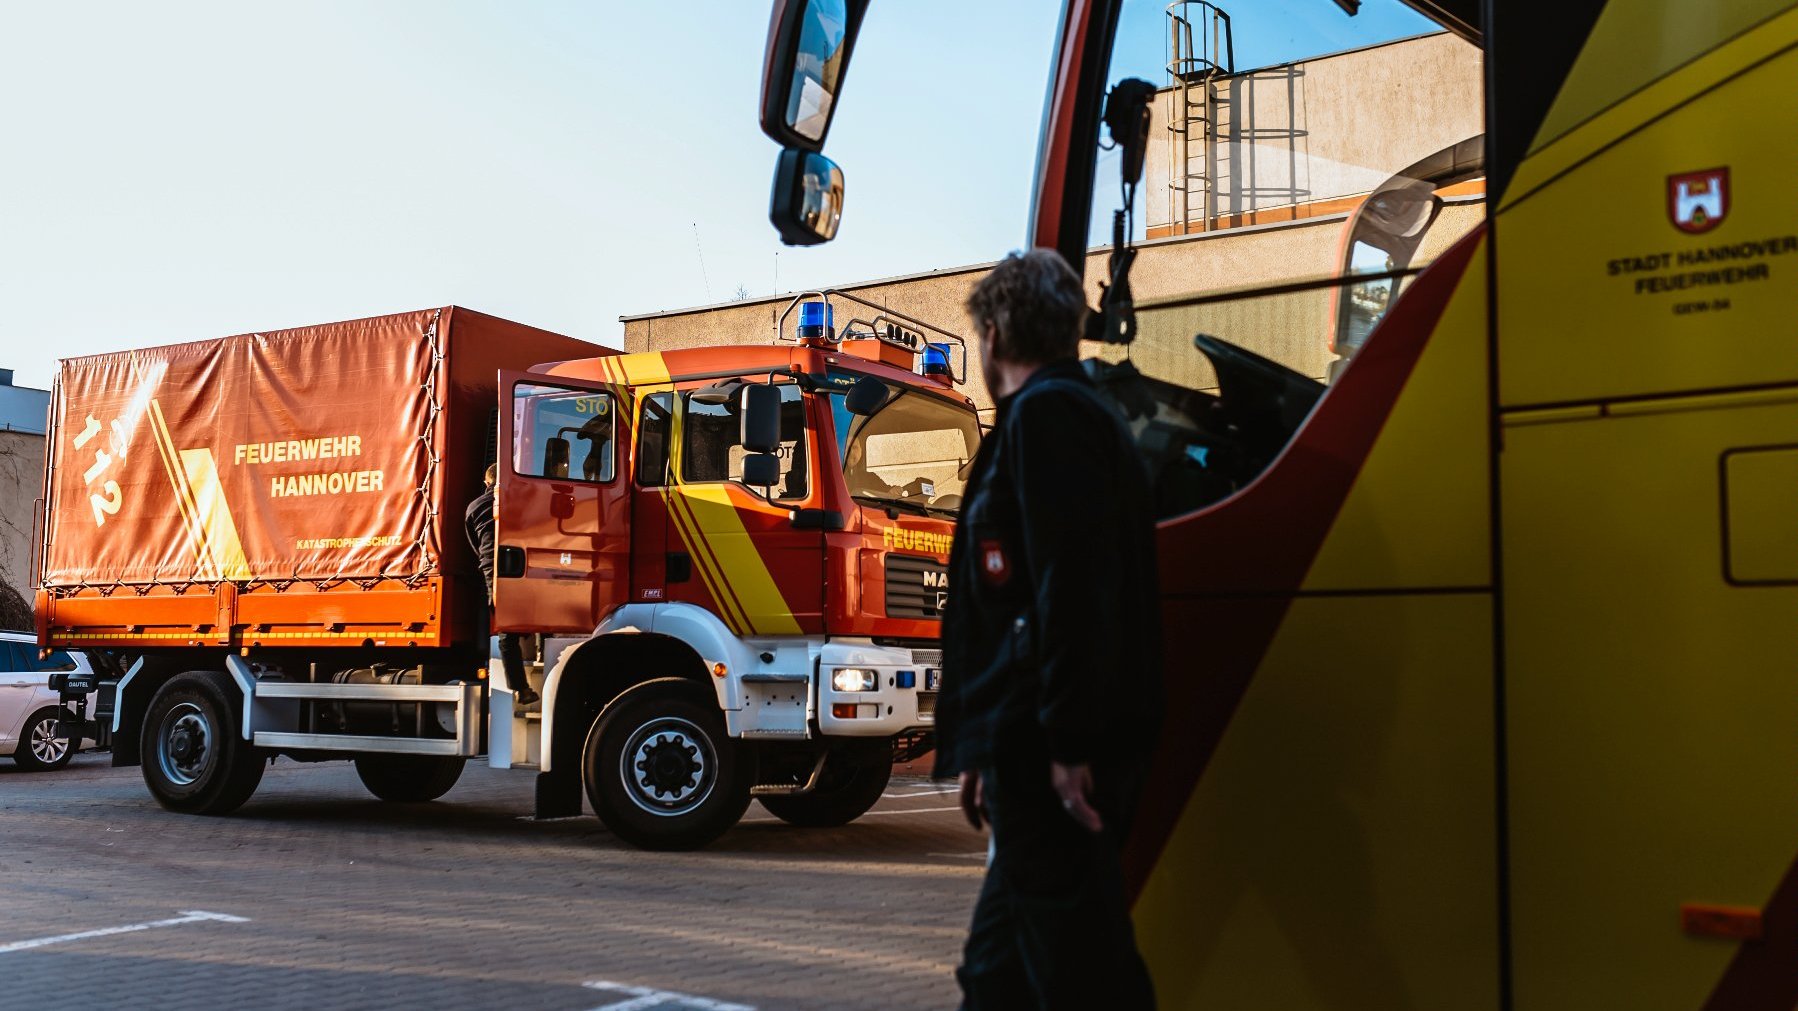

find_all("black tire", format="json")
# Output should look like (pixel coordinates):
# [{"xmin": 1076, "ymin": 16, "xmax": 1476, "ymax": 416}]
[
  {"xmin": 140, "ymin": 671, "xmax": 265, "ymax": 815},
  {"xmin": 758, "ymin": 742, "xmax": 893, "ymax": 827},
  {"xmin": 354, "ymin": 755, "xmax": 466, "ymax": 802},
  {"xmin": 12, "ymin": 708, "xmax": 74, "ymax": 771},
  {"xmin": 583, "ymin": 678, "xmax": 750, "ymax": 851}
]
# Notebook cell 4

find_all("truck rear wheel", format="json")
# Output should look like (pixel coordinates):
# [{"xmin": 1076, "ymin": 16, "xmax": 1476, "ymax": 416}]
[
  {"xmin": 141, "ymin": 672, "xmax": 265, "ymax": 815},
  {"xmin": 354, "ymin": 755, "xmax": 466, "ymax": 802},
  {"xmin": 758, "ymin": 742, "xmax": 893, "ymax": 827},
  {"xmin": 583, "ymin": 678, "xmax": 750, "ymax": 851}
]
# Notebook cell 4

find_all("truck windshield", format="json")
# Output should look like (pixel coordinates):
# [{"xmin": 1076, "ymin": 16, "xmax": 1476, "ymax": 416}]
[{"xmin": 831, "ymin": 381, "xmax": 980, "ymax": 517}]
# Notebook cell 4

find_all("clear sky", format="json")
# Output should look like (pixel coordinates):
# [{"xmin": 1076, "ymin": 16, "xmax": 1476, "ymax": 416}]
[{"xmin": 0, "ymin": 0, "xmax": 1435, "ymax": 390}]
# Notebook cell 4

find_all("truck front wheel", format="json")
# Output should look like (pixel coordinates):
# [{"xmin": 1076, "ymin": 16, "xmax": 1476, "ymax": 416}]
[
  {"xmin": 355, "ymin": 755, "xmax": 465, "ymax": 802},
  {"xmin": 141, "ymin": 672, "xmax": 265, "ymax": 815},
  {"xmin": 758, "ymin": 741, "xmax": 892, "ymax": 827},
  {"xmin": 583, "ymin": 678, "xmax": 750, "ymax": 851}
]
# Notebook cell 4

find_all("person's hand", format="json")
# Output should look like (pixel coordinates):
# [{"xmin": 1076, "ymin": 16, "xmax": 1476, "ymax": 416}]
[
  {"xmin": 1051, "ymin": 761, "xmax": 1103, "ymax": 834},
  {"xmin": 958, "ymin": 769, "xmax": 985, "ymax": 831}
]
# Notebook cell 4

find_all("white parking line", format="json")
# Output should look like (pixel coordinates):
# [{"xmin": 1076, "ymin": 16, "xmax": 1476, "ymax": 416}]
[
  {"xmin": 583, "ymin": 979, "xmax": 754, "ymax": 1011},
  {"xmin": 859, "ymin": 805, "xmax": 962, "ymax": 817},
  {"xmin": 0, "ymin": 910, "xmax": 249, "ymax": 955}
]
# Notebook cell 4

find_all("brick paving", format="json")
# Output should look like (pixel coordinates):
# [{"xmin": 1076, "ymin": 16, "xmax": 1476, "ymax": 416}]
[{"xmin": 0, "ymin": 752, "xmax": 985, "ymax": 1010}]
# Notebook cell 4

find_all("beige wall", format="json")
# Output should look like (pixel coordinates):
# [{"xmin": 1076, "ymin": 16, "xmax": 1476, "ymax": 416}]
[
  {"xmin": 624, "ymin": 217, "xmax": 1359, "ymax": 416},
  {"xmin": 1148, "ymin": 31, "xmax": 1484, "ymax": 231},
  {"xmin": 0, "ymin": 430, "xmax": 44, "ymax": 594},
  {"xmin": 625, "ymin": 200, "xmax": 1481, "ymax": 418}
]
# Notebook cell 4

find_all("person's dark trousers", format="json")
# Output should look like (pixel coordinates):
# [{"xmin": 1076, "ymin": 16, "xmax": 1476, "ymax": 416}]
[
  {"xmin": 478, "ymin": 587, "xmax": 529, "ymax": 697},
  {"xmin": 957, "ymin": 755, "xmax": 1155, "ymax": 1010}
]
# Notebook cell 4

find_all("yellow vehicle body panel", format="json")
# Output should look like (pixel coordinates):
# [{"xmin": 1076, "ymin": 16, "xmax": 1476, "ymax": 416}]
[{"xmin": 1131, "ymin": 3, "xmax": 1798, "ymax": 1006}]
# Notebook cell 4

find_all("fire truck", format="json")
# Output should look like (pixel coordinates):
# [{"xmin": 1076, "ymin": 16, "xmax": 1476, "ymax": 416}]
[
  {"xmin": 760, "ymin": 0, "xmax": 1798, "ymax": 1007},
  {"xmin": 36, "ymin": 300, "xmax": 978, "ymax": 850}
]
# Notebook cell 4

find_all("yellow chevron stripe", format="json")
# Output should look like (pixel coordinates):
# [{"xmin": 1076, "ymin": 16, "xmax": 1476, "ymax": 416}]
[
  {"xmin": 177, "ymin": 447, "xmax": 252, "ymax": 580},
  {"xmin": 676, "ymin": 484, "xmax": 802, "ymax": 637},
  {"xmin": 609, "ymin": 352, "xmax": 672, "ymax": 387},
  {"xmin": 662, "ymin": 487, "xmax": 749, "ymax": 635},
  {"xmin": 658, "ymin": 396, "xmax": 751, "ymax": 634},
  {"xmin": 147, "ymin": 399, "xmax": 218, "ymax": 581}
]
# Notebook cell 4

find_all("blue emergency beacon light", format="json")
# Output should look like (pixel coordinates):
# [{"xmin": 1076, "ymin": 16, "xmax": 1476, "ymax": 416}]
[{"xmin": 798, "ymin": 300, "xmax": 835, "ymax": 342}]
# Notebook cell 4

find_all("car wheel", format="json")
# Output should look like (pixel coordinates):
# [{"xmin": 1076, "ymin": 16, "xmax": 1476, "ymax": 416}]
[
  {"xmin": 140, "ymin": 671, "xmax": 265, "ymax": 814},
  {"xmin": 583, "ymin": 678, "xmax": 750, "ymax": 850},
  {"xmin": 354, "ymin": 755, "xmax": 466, "ymax": 802},
  {"xmin": 12, "ymin": 709, "xmax": 74, "ymax": 771}
]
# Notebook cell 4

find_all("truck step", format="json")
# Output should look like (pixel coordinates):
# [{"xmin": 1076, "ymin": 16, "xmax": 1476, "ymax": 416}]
[{"xmin": 252, "ymin": 731, "xmax": 470, "ymax": 756}]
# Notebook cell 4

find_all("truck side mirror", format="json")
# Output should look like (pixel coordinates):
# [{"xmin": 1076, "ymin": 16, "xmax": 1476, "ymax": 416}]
[
  {"xmin": 759, "ymin": 0, "xmax": 869, "ymax": 150},
  {"xmin": 543, "ymin": 437, "xmax": 571, "ymax": 478},
  {"xmin": 844, "ymin": 376, "xmax": 888, "ymax": 416},
  {"xmin": 770, "ymin": 148, "xmax": 845, "ymax": 246},
  {"xmin": 741, "ymin": 384, "xmax": 782, "ymax": 454},
  {"xmin": 742, "ymin": 452, "xmax": 780, "ymax": 489}
]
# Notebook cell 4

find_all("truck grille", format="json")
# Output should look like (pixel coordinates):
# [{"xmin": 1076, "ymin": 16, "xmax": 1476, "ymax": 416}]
[
  {"xmin": 911, "ymin": 648, "xmax": 943, "ymax": 668},
  {"xmin": 886, "ymin": 555, "xmax": 948, "ymax": 619},
  {"xmin": 917, "ymin": 691, "xmax": 938, "ymax": 720}
]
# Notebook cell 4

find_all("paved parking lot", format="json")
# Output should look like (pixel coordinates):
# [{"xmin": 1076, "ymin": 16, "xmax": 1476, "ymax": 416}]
[{"xmin": 0, "ymin": 752, "xmax": 984, "ymax": 1010}]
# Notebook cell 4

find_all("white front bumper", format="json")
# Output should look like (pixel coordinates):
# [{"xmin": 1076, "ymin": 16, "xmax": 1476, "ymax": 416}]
[{"xmin": 817, "ymin": 640, "xmax": 941, "ymax": 737}]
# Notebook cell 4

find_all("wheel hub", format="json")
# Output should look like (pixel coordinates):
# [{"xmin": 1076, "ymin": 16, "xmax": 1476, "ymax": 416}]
[
  {"xmin": 30, "ymin": 718, "xmax": 67, "ymax": 763},
  {"xmin": 620, "ymin": 716, "xmax": 717, "ymax": 816},
  {"xmin": 638, "ymin": 734, "xmax": 701, "ymax": 798},
  {"xmin": 157, "ymin": 704, "xmax": 213, "ymax": 787}
]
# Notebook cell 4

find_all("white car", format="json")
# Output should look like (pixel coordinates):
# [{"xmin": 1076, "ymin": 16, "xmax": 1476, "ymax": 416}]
[{"xmin": 0, "ymin": 629, "xmax": 98, "ymax": 771}]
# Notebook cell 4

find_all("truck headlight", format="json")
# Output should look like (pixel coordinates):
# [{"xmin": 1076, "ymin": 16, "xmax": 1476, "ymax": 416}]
[{"xmin": 831, "ymin": 668, "xmax": 878, "ymax": 693}]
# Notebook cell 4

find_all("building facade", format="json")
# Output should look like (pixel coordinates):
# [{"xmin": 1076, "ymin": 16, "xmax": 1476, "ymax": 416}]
[
  {"xmin": 0, "ymin": 369, "xmax": 51, "ymax": 596},
  {"xmin": 623, "ymin": 32, "xmax": 1484, "ymax": 421}
]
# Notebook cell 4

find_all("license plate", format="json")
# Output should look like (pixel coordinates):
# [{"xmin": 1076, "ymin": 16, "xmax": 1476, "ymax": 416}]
[{"xmin": 924, "ymin": 668, "xmax": 942, "ymax": 691}]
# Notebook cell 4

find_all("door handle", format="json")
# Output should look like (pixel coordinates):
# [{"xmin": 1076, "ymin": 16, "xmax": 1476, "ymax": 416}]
[{"xmin": 497, "ymin": 545, "xmax": 526, "ymax": 578}]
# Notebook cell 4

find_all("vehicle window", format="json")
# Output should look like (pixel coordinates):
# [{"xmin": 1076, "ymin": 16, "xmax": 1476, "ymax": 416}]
[
  {"xmin": 829, "ymin": 374, "xmax": 980, "ymax": 517},
  {"xmin": 637, "ymin": 392, "xmax": 674, "ymax": 487},
  {"xmin": 511, "ymin": 382, "xmax": 614, "ymax": 482},
  {"xmin": 679, "ymin": 383, "xmax": 809, "ymax": 501},
  {"xmin": 29, "ymin": 649, "xmax": 77, "ymax": 672},
  {"xmin": 0, "ymin": 642, "xmax": 27, "ymax": 672},
  {"xmin": 1082, "ymin": 1, "xmax": 1485, "ymax": 518}
]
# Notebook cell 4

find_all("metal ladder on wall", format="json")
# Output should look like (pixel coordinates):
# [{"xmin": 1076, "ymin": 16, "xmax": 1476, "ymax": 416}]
[{"xmin": 1166, "ymin": 1, "xmax": 1234, "ymax": 235}]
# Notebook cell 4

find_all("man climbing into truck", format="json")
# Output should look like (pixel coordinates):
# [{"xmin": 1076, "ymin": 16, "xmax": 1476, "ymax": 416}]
[{"xmin": 465, "ymin": 463, "xmax": 536, "ymax": 707}]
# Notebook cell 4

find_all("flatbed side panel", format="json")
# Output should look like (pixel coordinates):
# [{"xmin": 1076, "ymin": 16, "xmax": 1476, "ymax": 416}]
[{"xmin": 44, "ymin": 577, "xmax": 453, "ymax": 650}]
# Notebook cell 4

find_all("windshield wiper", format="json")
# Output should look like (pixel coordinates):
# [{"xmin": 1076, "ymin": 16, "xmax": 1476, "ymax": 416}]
[{"xmin": 853, "ymin": 494, "xmax": 935, "ymax": 518}]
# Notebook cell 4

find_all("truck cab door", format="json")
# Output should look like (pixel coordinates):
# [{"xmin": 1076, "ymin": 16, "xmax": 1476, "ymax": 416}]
[
  {"xmin": 494, "ymin": 371, "xmax": 630, "ymax": 634},
  {"xmin": 661, "ymin": 383, "xmax": 826, "ymax": 636}
]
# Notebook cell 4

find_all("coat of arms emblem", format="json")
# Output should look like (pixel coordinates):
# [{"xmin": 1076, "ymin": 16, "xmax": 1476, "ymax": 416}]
[{"xmin": 1668, "ymin": 168, "xmax": 1729, "ymax": 234}]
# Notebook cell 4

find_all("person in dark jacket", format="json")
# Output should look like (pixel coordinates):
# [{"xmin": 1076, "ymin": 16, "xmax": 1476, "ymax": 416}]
[
  {"xmin": 464, "ymin": 464, "xmax": 537, "ymax": 707},
  {"xmin": 935, "ymin": 248, "xmax": 1162, "ymax": 1009}
]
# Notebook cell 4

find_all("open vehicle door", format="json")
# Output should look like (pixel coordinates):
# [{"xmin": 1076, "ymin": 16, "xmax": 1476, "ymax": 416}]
[{"xmin": 494, "ymin": 370, "xmax": 632, "ymax": 634}]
